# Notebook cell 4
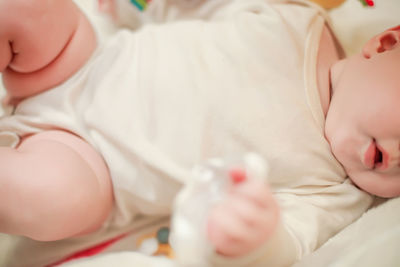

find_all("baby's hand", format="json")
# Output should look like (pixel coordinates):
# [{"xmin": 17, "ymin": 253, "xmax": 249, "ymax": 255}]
[{"xmin": 207, "ymin": 171, "xmax": 279, "ymax": 257}]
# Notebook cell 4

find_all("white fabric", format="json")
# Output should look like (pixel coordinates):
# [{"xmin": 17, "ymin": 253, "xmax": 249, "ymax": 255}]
[
  {"xmin": 63, "ymin": 252, "xmax": 175, "ymax": 267},
  {"xmin": 0, "ymin": 0, "xmax": 372, "ymax": 266},
  {"xmin": 293, "ymin": 196, "xmax": 400, "ymax": 267},
  {"xmin": 64, "ymin": 196, "xmax": 400, "ymax": 267}
]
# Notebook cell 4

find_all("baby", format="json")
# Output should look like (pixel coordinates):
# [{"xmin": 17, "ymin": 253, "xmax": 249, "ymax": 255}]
[{"xmin": 0, "ymin": 0, "xmax": 399, "ymax": 266}]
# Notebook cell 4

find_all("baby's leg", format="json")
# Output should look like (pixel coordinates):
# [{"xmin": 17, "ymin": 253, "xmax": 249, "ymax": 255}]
[
  {"xmin": 0, "ymin": 0, "xmax": 96, "ymax": 102},
  {"xmin": 0, "ymin": 131, "xmax": 113, "ymax": 241}
]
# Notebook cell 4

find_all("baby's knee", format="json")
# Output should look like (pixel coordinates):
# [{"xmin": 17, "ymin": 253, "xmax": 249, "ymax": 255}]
[{"xmin": 13, "ymin": 177, "xmax": 109, "ymax": 241}]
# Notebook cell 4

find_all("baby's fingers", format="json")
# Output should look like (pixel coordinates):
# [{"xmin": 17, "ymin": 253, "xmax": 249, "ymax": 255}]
[
  {"xmin": 231, "ymin": 179, "xmax": 275, "ymax": 209},
  {"xmin": 208, "ymin": 203, "xmax": 249, "ymax": 242},
  {"xmin": 228, "ymin": 194, "xmax": 278, "ymax": 228},
  {"xmin": 207, "ymin": 205, "xmax": 255, "ymax": 256}
]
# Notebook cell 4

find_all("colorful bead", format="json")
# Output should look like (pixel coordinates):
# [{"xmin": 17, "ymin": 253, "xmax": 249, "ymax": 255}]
[
  {"xmin": 130, "ymin": 0, "xmax": 152, "ymax": 11},
  {"xmin": 157, "ymin": 227, "xmax": 170, "ymax": 244},
  {"xmin": 359, "ymin": 0, "xmax": 375, "ymax": 7},
  {"xmin": 229, "ymin": 168, "xmax": 247, "ymax": 184}
]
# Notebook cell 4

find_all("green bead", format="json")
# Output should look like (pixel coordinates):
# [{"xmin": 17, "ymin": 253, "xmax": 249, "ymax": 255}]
[
  {"xmin": 157, "ymin": 227, "xmax": 170, "ymax": 244},
  {"xmin": 359, "ymin": 0, "xmax": 367, "ymax": 6}
]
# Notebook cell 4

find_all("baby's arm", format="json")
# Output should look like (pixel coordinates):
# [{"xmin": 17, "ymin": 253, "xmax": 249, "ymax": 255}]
[
  {"xmin": 0, "ymin": 131, "xmax": 113, "ymax": 241},
  {"xmin": 207, "ymin": 176, "xmax": 372, "ymax": 266},
  {"xmin": 207, "ymin": 178, "xmax": 279, "ymax": 257},
  {"xmin": 207, "ymin": 177, "xmax": 296, "ymax": 266},
  {"xmin": 0, "ymin": 0, "xmax": 96, "ymax": 103}
]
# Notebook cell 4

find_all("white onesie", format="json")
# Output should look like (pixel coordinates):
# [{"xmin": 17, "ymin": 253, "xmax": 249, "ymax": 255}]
[{"xmin": 0, "ymin": 0, "xmax": 372, "ymax": 266}]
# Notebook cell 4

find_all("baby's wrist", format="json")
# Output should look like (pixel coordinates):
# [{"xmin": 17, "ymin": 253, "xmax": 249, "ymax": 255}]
[{"xmin": 210, "ymin": 223, "xmax": 296, "ymax": 266}]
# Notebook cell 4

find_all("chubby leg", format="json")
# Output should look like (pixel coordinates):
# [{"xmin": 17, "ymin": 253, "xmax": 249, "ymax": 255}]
[
  {"xmin": 0, "ymin": 130, "xmax": 113, "ymax": 241},
  {"xmin": 0, "ymin": 0, "xmax": 96, "ymax": 103}
]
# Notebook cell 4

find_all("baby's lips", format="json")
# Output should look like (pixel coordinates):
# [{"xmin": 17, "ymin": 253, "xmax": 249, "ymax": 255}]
[
  {"xmin": 364, "ymin": 141, "xmax": 376, "ymax": 169},
  {"xmin": 364, "ymin": 140, "xmax": 389, "ymax": 170}
]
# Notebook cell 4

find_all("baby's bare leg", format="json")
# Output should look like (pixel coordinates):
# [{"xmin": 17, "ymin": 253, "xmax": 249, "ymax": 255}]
[
  {"xmin": 0, "ymin": 131, "xmax": 113, "ymax": 241},
  {"xmin": 0, "ymin": 0, "xmax": 96, "ymax": 102}
]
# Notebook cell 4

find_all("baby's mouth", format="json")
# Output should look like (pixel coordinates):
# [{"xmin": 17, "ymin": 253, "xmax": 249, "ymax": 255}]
[
  {"xmin": 374, "ymin": 145, "xmax": 383, "ymax": 167},
  {"xmin": 364, "ymin": 140, "xmax": 387, "ymax": 170}
]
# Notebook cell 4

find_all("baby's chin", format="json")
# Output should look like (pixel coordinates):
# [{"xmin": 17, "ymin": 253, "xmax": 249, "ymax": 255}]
[
  {"xmin": 350, "ymin": 174, "xmax": 400, "ymax": 199},
  {"xmin": 363, "ymin": 186, "xmax": 399, "ymax": 198}
]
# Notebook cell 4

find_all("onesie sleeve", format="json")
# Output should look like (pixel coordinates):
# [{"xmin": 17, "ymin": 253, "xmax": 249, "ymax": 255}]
[{"xmin": 275, "ymin": 179, "xmax": 373, "ymax": 261}]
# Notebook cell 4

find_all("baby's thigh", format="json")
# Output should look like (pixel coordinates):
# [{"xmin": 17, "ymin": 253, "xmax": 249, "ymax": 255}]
[{"xmin": 10, "ymin": 130, "xmax": 113, "ymax": 241}]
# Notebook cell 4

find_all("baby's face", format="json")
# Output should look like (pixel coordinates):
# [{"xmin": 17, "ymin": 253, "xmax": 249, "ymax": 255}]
[{"xmin": 325, "ymin": 31, "xmax": 400, "ymax": 197}]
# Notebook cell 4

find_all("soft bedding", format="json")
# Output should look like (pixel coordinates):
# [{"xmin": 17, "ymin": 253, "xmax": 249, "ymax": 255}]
[{"xmin": 64, "ymin": 197, "xmax": 400, "ymax": 267}]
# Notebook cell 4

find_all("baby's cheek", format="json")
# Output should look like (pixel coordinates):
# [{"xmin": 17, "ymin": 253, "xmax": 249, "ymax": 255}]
[{"xmin": 327, "ymin": 135, "xmax": 348, "ymax": 163}]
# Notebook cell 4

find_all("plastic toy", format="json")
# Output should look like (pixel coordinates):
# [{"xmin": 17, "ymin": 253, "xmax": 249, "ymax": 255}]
[{"xmin": 136, "ymin": 227, "xmax": 175, "ymax": 258}]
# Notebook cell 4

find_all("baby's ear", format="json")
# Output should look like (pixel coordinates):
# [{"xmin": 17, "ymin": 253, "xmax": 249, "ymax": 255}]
[{"xmin": 362, "ymin": 25, "xmax": 400, "ymax": 59}]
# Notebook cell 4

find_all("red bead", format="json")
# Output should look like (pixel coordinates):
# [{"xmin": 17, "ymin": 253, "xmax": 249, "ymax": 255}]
[{"xmin": 229, "ymin": 168, "xmax": 247, "ymax": 184}]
